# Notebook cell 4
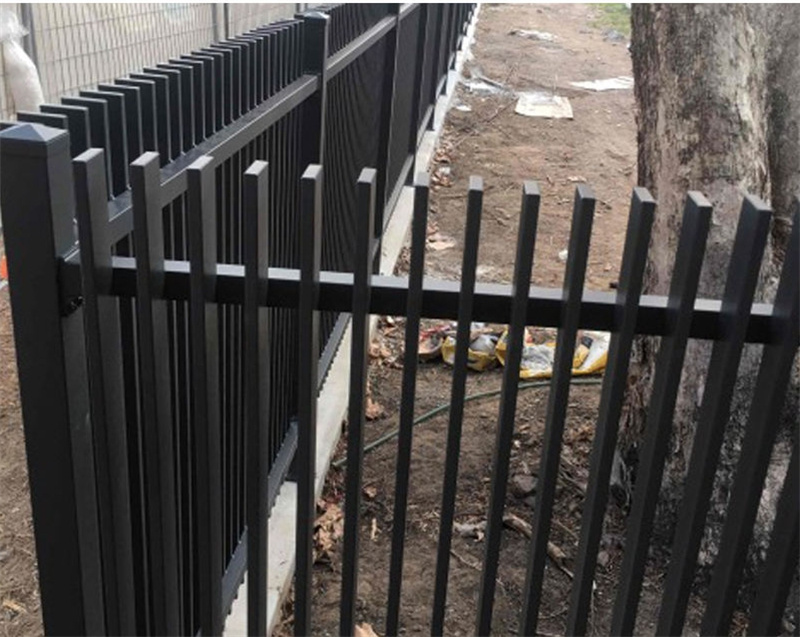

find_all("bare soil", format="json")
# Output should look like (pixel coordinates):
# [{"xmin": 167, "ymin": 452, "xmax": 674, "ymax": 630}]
[
  {"xmin": 301, "ymin": 4, "xmax": 722, "ymax": 636},
  {"xmin": 0, "ymin": 286, "xmax": 42, "ymax": 637}
]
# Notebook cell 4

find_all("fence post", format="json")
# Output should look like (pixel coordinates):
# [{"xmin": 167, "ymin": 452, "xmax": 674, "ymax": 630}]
[{"xmin": 0, "ymin": 123, "xmax": 104, "ymax": 635}]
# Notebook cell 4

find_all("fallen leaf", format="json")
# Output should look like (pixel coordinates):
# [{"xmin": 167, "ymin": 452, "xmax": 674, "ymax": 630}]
[
  {"xmin": 365, "ymin": 397, "xmax": 385, "ymax": 421},
  {"xmin": 362, "ymin": 484, "xmax": 377, "ymax": 500},
  {"xmin": 567, "ymin": 175, "xmax": 586, "ymax": 183},
  {"xmin": 314, "ymin": 501, "xmax": 344, "ymax": 564},
  {"xmin": 355, "ymin": 622, "xmax": 380, "ymax": 637},
  {"xmin": 427, "ymin": 232, "xmax": 456, "ymax": 251},
  {"xmin": 1, "ymin": 599, "xmax": 26, "ymax": 614}
]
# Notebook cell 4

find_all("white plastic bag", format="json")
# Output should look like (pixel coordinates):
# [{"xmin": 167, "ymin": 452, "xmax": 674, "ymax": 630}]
[{"xmin": 0, "ymin": 10, "xmax": 44, "ymax": 113}]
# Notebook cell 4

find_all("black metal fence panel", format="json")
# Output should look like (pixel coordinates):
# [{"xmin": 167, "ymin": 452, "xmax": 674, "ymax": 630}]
[{"xmin": 0, "ymin": 4, "xmax": 473, "ymax": 635}]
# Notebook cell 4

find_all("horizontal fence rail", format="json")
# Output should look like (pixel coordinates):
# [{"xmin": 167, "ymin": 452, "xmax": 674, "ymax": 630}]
[{"xmin": 0, "ymin": 4, "xmax": 475, "ymax": 635}]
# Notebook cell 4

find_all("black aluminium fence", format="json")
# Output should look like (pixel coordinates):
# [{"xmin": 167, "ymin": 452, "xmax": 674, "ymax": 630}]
[
  {"xmin": 0, "ymin": 4, "xmax": 475, "ymax": 636},
  {"xmin": 3, "ymin": 3, "xmax": 798, "ymax": 637}
]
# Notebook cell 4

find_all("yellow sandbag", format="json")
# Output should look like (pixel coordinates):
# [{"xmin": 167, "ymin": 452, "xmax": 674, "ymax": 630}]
[
  {"xmin": 572, "ymin": 331, "xmax": 609, "ymax": 375},
  {"xmin": 495, "ymin": 329, "xmax": 609, "ymax": 379},
  {"xmin": 442, "ymin": 332, "xmax": 498, "ymax": 372}
]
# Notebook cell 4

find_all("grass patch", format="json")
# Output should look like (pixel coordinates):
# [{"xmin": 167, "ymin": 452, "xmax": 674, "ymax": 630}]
[{"xmin": 592, "ymin": 3, "xmax": 631, "ymax": 37}]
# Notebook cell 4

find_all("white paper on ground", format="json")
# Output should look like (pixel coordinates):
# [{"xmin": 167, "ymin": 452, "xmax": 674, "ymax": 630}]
[
  {"xmin": 569, "ymin": 76, "xmax": 634, "ymax": 91},
  {"xmin": 514, "ymin": 92, "xmax": 573, "ymax": 119},
  {"xmin": 509, "ymin": 28, "xmax": 557, "ymax": 42}
]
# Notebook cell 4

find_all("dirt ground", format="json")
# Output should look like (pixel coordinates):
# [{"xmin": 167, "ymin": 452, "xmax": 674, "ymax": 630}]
[
  {"xmin": 0, "ymin": 286, "xmax": 41, "ymax": 637},
  {"xmin": 302, "ymin": 4, "xmax": 719, "ymax": 636}
]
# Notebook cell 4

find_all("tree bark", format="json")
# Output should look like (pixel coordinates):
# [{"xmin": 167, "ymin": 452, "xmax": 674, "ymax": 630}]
[{"xmin": 623, "ymin": 1, "xmax": 799, "ymax": 611}]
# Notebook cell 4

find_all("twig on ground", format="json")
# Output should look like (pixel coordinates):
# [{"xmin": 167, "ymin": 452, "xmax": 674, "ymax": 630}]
[{"xmin": 451, "ymin": 98, "xmax": 517, "ymax": 150}]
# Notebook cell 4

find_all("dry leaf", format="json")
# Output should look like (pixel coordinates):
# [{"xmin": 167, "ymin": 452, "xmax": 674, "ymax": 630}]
[
  {"xmin": 314, "ymin": 500, "xmax": 344, "ymax": 564},
  {"xmin": 503, "ymin": 512, "xmax": 532, "ymax": 537},
  {"xmin": 427, "ymin": 232, "xmax": 456, "ymax": 251},
  {"xmin": 365, "ymin": 397, "xmax": 385, "ymax": 421},
  {"xmin": 362, "ymin": 484, "xmax": 377, "ymax": 500},
  {"xmin": 355, "ymin": 622, "xmax": 380, "ymax": 637},
  {"xmin": 567, "ymin": 175, "xmax": 586, "ymax": 183},
  {"xmin": 2, "ymin": 599, "xmax": 26, "ymax": 614}
]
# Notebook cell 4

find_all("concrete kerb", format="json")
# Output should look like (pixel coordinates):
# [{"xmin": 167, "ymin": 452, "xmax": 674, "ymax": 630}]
[{"xmin": 224, "ymin": 7, "xmax": 481, "ymax": 635}]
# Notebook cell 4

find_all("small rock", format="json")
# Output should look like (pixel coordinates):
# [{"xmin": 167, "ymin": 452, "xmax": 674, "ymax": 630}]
[
  {"xmin": 558, "ymin": 249, "xmax": 569, "ymax": 262},
  {"xmin": 511, "ymin": 474, "xmax": 537, "ymax": 498},
  {"xmin": 523, "ymin": 495, "xmax": 537, "ymax": 509},
  {"xmin": 603, "ymin": 29, "xmax": 627, "ymax": 43},
  {"xmin": 597, "ymin": 550, "xmax": 610, "ymax": 569}
]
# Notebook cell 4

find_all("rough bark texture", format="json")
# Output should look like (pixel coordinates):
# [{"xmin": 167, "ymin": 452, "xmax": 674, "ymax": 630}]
[{"xmin": 623, "ymin": 2, "xmax": 799, "ymax": 617}]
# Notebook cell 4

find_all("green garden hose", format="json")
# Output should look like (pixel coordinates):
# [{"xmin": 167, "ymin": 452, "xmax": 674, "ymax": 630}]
[{"xmin": 331, "ymin": 376, "xmax": 603, "ymax": 469}]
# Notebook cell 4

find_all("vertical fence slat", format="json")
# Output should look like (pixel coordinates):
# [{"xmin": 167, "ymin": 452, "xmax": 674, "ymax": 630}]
[
  {"xmin": 385, "ymin": 173, "xmax": 430, "ymax": 637},
  {"xmin": 183, "ymin": 53, "xmax": 216, "ymax": 138},
  {"xmin": 211, "ymin": 44, "xmax": 242, "ymax": 121},
  {"xmin": 16, "ymin": 110, "xmax": 68, "ymax": 130},
  {"xmin": 145, "ymin": 67, "xmax": 184, "ymax": 158},
  {"xmin": 373, "ymin": 4, "xmax": 400, "ymax": 261},
  {"xmin": 407, "ymin": 4, "xmax": 428, "ymax": 176},
  {"xmin": 244, "ymin": 159, "xmax": 270, "ymax": 637},
  {"xmin": 656, "ymin": 196, "xmax": 772, "ymax": 636},
  {"xmin": 115, "ymin": 78, "xmax": 158, "ymax": 155},
  {"xmin": 566, "ymin": 187, "xmax": 655, "ymax": 635},
  {"xmin": 519, "ymin": 185, "xmax": 596, "ymax": 637},
  {"xmin": 196, "ymin": 48, "xmax": 227, "ymax": 130},
  {"xmin": 746, "ymin": 436, "xmax": 799, "ymax": 637},
  {"xmin": 431, "ymin": 176, "xmax": 483, "ymax": 637},
  {"xmin": 170, "ymin": 58, "xmax": 205, "ymax": 145},
  {"xmin": 79, "ymin": 90, "xmax": 129, "ymax": 195},
  {"xmin": 701, "ymin": 206, "xmax": 799, "ymax": 635},
  {"xmin": 97, "ymin": 83, "xmax": 143, "ymax": 164},
  {"xmin": 61, "ymin": 96, "xmax": 113, "ymax": 198},
  {"xmin": 187, "ymin": 155, "xmax": 224, "ymax": 637},
  {"xmin": 295, "ymin": 164, "xmax": 323, "ymax": 637},
  {"xmin": 40, "ymin": 103, "xmax": 91, "ymax": 156},
  {"xmin": 610, "ymin": 193, "xmax": 713, "ymax": 635},
  {"xmin": 476, "ymin": 181, "xmax": 541, "ymax": 636},
  {"xmin": 339, "ymin": 168, "xmax": 377, "ymax": 637},
  {"xmin": 427, "ymin": 5, "xmax": 443, "ymax": 132},
  {"xmin": 299, "ymin": 12, "xmax": 329, "ymax": 169},
  {"xmin": 130, "ymin": 72, "xmax": 171, "ymax": 165},
  {"xmin": 130, "ymin": 151, "xmax": 181, "ymax": 636},
  {"xmin": 74, "ymin": 147, "xmax": 138, "ymax": 635}
]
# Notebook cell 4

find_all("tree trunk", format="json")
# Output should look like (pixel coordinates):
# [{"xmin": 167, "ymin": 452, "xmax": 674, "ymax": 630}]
[{"xmin": 623, "ymin": 1, "xmax": 799, "ymax": 612}]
